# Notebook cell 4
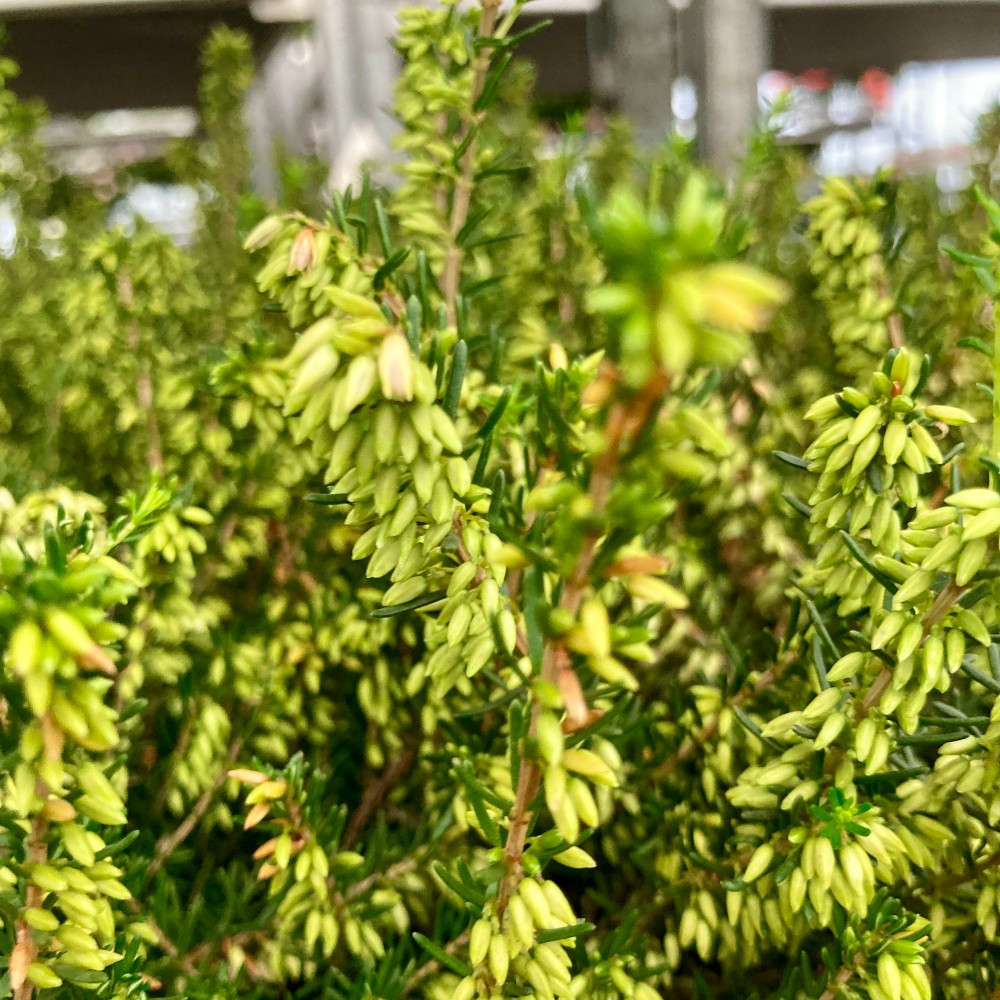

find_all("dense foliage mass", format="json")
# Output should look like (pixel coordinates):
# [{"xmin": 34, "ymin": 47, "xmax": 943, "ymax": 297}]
[{"xmin": 3, "ymin": 5, "xmax": 1000, "ymax": 1000}]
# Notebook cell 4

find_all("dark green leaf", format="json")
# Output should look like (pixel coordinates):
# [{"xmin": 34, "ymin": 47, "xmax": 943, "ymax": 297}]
[
  {"xmin": 373, "ymin": 248, "xmax": 410, "ymax": 290},
  {"xmin": 473, "ymin": 51, "xmax": 514, "ymax": 112},
  {"xmin": 306, "ymin": 493, "xmax": 350, "ymax": 506},
  {"xmin": 477, "ymin": 385, "xmax": 513, "ymax": 439},
  {"xmin": 939, "ymin": 241, "xmax": 994, "ymax": 270},
  {"xmin": 535, "ymin": 922, "xmax": 595, "ymax": 944},
  {"xmin": 412, "ymin": 933, "xmax": 473, "ymax": 977},
  {"xmin": 957, "ymin": 336, "xmax": 993, "ymax": 357},
  {"xmin": 773, "ymin": 450, "xmax": 809, "ymax": 471},
  {"xmin": 782, "ymin": 493, "xmax": 811, "ymax": 519},
  {"xmin": 839, "ymin": 531, "xmax": 898, "ymax": 593},
  {"xmin": 374, "ymin": 199, "xmax": 392, "ymax": 255},
  {"xmin": 445, "ymin": 340, "xmax": 468, "ymax": 419},
  {"xmin": 523, "ymin": 566, "xmax": 545, "ymax": 672},
  {"xmin": 371, "ymin": 590, "xmax": 448, "ymax": 618}
]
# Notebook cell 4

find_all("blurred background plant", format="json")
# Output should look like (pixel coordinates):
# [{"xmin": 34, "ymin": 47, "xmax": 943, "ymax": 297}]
[{"xmin": 2, "ymin": 3, "xmax": 1000, "ymax": 1000}]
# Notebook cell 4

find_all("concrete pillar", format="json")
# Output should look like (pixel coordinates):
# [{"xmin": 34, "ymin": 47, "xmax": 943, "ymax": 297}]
[
  {"xmin": 313, "ymin": 0, "xmax": 402, "ymax": 187},
  {"xmin": 607, "ymin": 0, "xmax": 675, "ymax": 145},
  {"xmin": 246, "ymin": 83, "xmax": 279, "ymax": 199},
  {"xmin": 359, "ymin": 0, "xmax": 405, "ymax": 146},
  {"xmin": 246, "ymin": 30, "xmax": 324, "ymax": 198},
  {"xmin": 701, "ymin": 0, "xmax": 767, "ymax": 172}
]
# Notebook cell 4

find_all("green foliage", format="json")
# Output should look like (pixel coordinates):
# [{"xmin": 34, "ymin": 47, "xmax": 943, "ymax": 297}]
[
  {"xmin": 0, "ymin": 484, "xmax": 169, "ymax": 997},
  {"xmin": 4, "ymin": 6, "xmax": 1000, "ymax": 1000}
]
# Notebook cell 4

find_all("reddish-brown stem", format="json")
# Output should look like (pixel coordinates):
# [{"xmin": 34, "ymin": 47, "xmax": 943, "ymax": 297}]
[
  {"xmin": 148, "ymin": 740, "xmax": 243, "ymax": 879},
  {"xmin": 818, "ymin": 957, "xmax": 862, "ymax": 1000},
  {"xmin": 172, "ymin": 929, "xmax": 266, "ymax": 977},
  {"xmin": 496, "ymin": 374, "xmax": 669, "ymax": 916},
  {"xmin": 13, "ymin": 724, "xmax": 62, "ymax": 1000},
  {"xmin": 887, "ymin": 311, "xmax": 904, "ymax": 350},
  {"xmin": 155, "ymin": 706, "xmax": 197, "ymax": 812},
  {"xmin": 441, "ymin": 0, "xmax": 502, "ymax": 322},
  {"xmin": 858, "ymin": 667, "xmax": 893, "ymax": 719},
  {"xmin": 126, "ymin": 897, "xmax": 179, "ymax": 960},
  {"xmin": 137, "ymin": 368, "xmax": 163, "ymax": 473},
  {"xmin": 343, "ymin": 747, "xmax": 416, "ymax": 848},
  {"xmin": 12, "ymin": 812, "xmax": 47, "ymax": 1000},
  {"xmin": 875, "ymin": 267, "xmax": 903, "ymax": 350}
]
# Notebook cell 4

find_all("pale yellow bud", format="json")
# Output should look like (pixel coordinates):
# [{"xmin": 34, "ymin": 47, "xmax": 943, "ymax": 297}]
[{"xmin": 378, "ymin": 332, "xmax": 415, "ymax": 402}]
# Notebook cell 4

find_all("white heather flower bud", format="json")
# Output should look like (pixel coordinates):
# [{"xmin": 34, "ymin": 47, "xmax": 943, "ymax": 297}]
[
  {"xmin": 561, "ymin": 749, "xmax": 617, "ymax": 787},
  {"xmin": 343, "ymin": 355, "xmax": 377, "ymax": 411},
  {"xmin": 901, "ymin": 964, "xmax": 930, "ymax": 1000},
  {"xmin": 814, "ymin": 836, "xmax": 835, "ymax": 888},
  {"xmin": 287, "ymin": 227, "xmax": 318, "ymax": 273},
  {"xmin": 826, "ymin": 652, "xmax": 864, "ymax": 683},
  {"xmin": 378, "ymin": 332, "xmax": 415, "ymax": 401},
  {"xmin": 553, "ymin": 845, "xmax": 595, "ymax": 869},
  {"xmin": 243, "ymin": 214, "xmax": 284, "ymax": 251},
  {"xmin": 743, "ymin": 843, "xmax": 774, "ymax": 883},
  {"xmin": 519, "ymin": 878, "xmax": 554, "ymax": 929},
  {"xmin": 288, "ymin": 346, "xmax": 339, "ymax": 406},
  {"xmin": 878, "ymin": 951, "xmax": 902, "ymax": 1000},
  {"xmin": 452, "ymin": 976, "xmax": 476, "ymax": 1000},
  {"xmin": 802, "ymin": 687, "xmax": 841, "ymax": 722},
  {"xmin": 469, "ymin": 919, "xmax": 491, "ymax": 966},
  {"xmin": 507, "ymin": 895, "xmax": 534, "ymax": 949},
  {"xmin": 537, "ymin": 712, "xmax": 564, "ymax": 765},
  {"xmin": 580, "ymin": 599, "xmax": 611, "ymax": 658},
  {"xmin": 489, "ymin": 935, "xmax": 509, "ymax": 985},
  {"xmin": 925, "ymin": 405, "xmax": 975, "ymax": 426},
  {"xmin": 946, "ymin": 488, "xmax": 1000, "ymax": 510},
  {"xmin": 961, "ymin": 506, "xmax": 1000, "ymax": 540},
  {"xmin": 814, "ymin": 712, "xmax": 846, "ymax": 750}
]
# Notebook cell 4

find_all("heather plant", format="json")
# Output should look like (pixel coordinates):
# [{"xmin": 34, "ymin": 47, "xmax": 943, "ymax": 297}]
[
  {"xmin": 4, "ymin": 4, "xmax": 1000, "ymax": 1000},
  {"xmin": 0, "ymin": 483, "xmax": 172, "ymax": 999}
]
